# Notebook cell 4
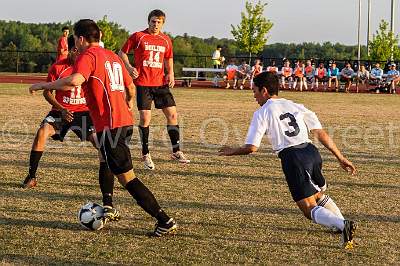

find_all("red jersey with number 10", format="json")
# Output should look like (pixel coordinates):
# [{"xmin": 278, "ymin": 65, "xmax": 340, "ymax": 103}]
[
  {"xmin": 47, "ymin": 58, "xmax": 88, "ymax": 112},
  {"xmin": 121, "ymin": 29, "xmax": 173, "ymax": 87},
  {"xmin": 73, "ymin": 46, "xmax": 134, "ymax": 132}
]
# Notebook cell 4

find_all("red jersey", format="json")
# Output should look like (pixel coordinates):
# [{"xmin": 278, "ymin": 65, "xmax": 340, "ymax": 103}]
[
  {"xmin": 56, "ymin": 36, "xmax": 68, "ymax": 61},
  {"xmin": 121, "ymin": 29, "xmax": 173, "ymax": 87},
  {"xmin": 73, "ymin": 46, "xmax": 134, "ymax": 132},
  {"xmin": 47, "ymin": 58, "xmax": 88, "ymax": 112}
]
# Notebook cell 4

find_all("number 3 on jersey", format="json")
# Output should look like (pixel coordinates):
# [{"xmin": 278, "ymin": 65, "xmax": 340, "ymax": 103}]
[
  {"xmin": 105, "ymin": 61, "xmax": 125, "ymax": 92},
  {"xmin": 279, "ymin": 112, "xmax": 300, "ymax": 137}
]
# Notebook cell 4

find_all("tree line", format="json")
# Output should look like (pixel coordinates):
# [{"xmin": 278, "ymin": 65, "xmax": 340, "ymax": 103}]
[{"xmin": 0, "ymin": 18, "xmax": 394, "ymax": 75}]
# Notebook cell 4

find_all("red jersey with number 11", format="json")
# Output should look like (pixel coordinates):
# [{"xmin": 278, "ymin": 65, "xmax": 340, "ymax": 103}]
[
  {"xmin": 121, "ymin": 29, "xmax": 173, "ymax": 87},
  {"xmin": 47, "ymin": 58, "xmax": 88, "ymax": 113},
  {"xmin": 73, "ymin": 46, "xmax": 134, "ymax": 132}
]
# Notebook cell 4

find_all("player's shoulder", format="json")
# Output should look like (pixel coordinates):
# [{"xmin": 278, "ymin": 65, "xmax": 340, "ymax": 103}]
[{"xmin": 51, "ymin": 58, "xmax": 71, "ymax": 71}]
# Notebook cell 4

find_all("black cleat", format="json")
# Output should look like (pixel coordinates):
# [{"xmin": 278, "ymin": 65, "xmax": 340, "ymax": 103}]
[
  {"xmin": 153, "ymin": 218, "xmax": 177, "ymax": 237},
  {"xmin": 21, "ymin": 175, "xmax": 37, "ymax": 189},
  {"xmin": 342, "ymin": 220, "xmax": 357, "ymax": 249}
]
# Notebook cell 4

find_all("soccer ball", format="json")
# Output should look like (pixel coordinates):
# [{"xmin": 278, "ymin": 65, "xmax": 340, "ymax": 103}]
[{"xmin": 78, "ymin": 202, "xmax": 105, "ymax": 230}]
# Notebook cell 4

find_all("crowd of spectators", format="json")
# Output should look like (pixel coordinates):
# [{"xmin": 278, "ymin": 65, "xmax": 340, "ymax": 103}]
[{"xmin": 219, "ymin": 57, "xmax": 400, "ymax": 93}]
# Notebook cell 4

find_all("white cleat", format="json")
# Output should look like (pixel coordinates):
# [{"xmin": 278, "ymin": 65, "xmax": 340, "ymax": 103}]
[
  {"xmin": 142, "ymin": 153, "xmax": 155, "ymax": 170},
  {"xmin": 171, "ymin": 151, "xmax": 190, "ymax": 164}
]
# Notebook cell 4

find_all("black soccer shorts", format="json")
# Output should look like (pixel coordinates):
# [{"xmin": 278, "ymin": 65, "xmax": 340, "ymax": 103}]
[
  {"xmin": 136, "ymin": 85, "xmax": 176, "ymax": 110},
  {"xmin": 97, "ymin": 126, "xmax": 133, "ymax": 175},
  {"xmin": 42, "ymin": 110, "xmax": 94, "ymax": 142},
  {"xmin": 278, "ymin": 143, "xmax": 326, "ymax": 202}
]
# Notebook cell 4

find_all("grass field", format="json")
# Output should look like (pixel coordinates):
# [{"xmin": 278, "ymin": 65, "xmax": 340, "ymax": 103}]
[{"xmin": 0, "ymin": 84, "xmax": 399, "ymax": 265}]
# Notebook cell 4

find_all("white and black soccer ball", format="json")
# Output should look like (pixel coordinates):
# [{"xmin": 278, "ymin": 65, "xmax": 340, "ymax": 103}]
[{"xmin": 78, "ymin": 202, "xmax": 105, "ymax": 230}]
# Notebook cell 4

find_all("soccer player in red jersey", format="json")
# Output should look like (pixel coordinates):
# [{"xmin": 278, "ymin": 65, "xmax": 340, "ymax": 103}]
[
  {"xmin": 23, "ymin": 35, "xmax": 118, "ymax": 221},
  {"xmin": 56, "ymin": 26, "xmax": 69, "ymax": 61},
  {"xmin": 118, "ymin": 9, "xmax": 190, "ymax": 171},
  {"xmin": 29, "ymin": 19, "xmax": 177, "ymax": 236}
]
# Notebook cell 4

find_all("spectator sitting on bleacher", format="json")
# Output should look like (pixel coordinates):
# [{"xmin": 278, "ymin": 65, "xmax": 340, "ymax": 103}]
[
  {"xmin": 327, "ymin": 62, "xmax": 340, "ymax": 91},
  {"xmin": 340, "ymin": 62, "xmax": 355, "ymax": 93},
  {"xmin": 293, "ymin": 61, "xmax": 306, "ymax": 91},
  {"xmin": 386, "ymin": 63, "xmax": 399, "ymax": 94},
  {"xmin": 266, "ymin": 60, "xmax": 278, "ymax": 75},
  {"xmin": 281, "ymin": 60, "xmax": 293, "ymax": 90},
  {"xmin": 356, "ymin": 64, "xmax": 369, "ymax": 87},
  {"xmin": 224, "ymin": 59, "xmax": 238, "ymax": 89},
  {"xmin": 237, "ymin": 60, "xmax": 251, "ymax": 90},
  {"xmin": 304, "ymin": 60, "xmax": 315, "ymax": 90},
  {"xmin": 370, "ymin": 63, "xmax": 383, "ymax": 84},
  {"xmin": 250, "ymin": 59, "xmax": 263, "ymax": 89},
  {"xmin": 314, "ymin": 62, "xmax": 327, "ymax": 90}
]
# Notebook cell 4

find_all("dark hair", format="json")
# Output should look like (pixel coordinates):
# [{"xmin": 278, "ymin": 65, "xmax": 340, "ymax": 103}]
[
  {"xmin": 148, "ymin": 9, "xmax": 166, "ymax": 23},
  {"xmin": 62, "ymin": 26, "xmax": 69, "ymax": 32},
  {"xmin": 67, "ymin": 35, "xmax": 75, "ymax": 51},
  {"xmin": 253, "ymin": 72, "xmax": 279, "ymax": 96},
  {"xmin": 73, "ymin": 19, "xmax": 100, "ymax": 43},
  {"xmin": 217, "ymin": 45, "xmax": 222, "ymax": 49}
]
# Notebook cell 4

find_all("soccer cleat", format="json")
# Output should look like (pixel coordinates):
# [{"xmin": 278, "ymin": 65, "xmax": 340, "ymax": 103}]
[
  {"xmin": 171, "ymin": 151, "xmax": 190, "ymax": 163},
  {"xmin": 142, "ymin": 153, "xmax": 155, "ymax": 170},
  {"xmin": 341, "ymin": 220, "xmax": 357, "ymax": 249},
  {"xmin": 103, "ymin": 205, "xmax": 121, "ymax": 222},
  {"xmin": 153, "ymin": 218, "xmax": 177, "ymax": 237},
  {"xmin": 21, "ymin": 175, "xmax": 37, "ymax": 189}
]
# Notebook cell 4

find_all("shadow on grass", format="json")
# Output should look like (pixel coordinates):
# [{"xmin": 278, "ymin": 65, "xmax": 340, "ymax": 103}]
[
  {"xmin": 0, "ymin": 217, "xmax": 81, "ymax": 231},
  {"xmin": 0, "ymin": 253, "xmax": 103, "ymax": 265}
]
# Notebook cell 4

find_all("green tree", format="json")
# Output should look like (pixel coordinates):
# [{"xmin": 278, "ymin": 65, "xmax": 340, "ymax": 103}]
[
  {"xmin": 97, "ymin": 16, "xmax": 130, "ymax": 51},
  {"xmin": 369, "ymin": 20, "xmax": 400, "ymax": 61},
  {"xmin": 231, "ymin": 1, "xmax": 273, "ymax": 61}
]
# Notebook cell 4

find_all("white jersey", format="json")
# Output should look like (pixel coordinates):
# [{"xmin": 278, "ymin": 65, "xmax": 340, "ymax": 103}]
[{"xmin": 245, "ymin": 98, "xmax": 322, "ymax": 153}]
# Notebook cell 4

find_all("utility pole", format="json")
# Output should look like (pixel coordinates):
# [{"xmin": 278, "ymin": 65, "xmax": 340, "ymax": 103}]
[
  {"xmin": 357, "ymin": 0, "xmax": 362, "ymax": 67},
  {"xmin": 390, "ymin": 0, "xmax": 395, "ymax": 60},
  {"xmin": 367, "ymin": 0, "xmax": 372, "ymax": 57}
]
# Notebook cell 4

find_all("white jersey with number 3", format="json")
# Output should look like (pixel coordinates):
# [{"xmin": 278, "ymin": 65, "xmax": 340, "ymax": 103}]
[{"xmin": 245, "ymin": 98, "xmax": 322, "ymax": 153}]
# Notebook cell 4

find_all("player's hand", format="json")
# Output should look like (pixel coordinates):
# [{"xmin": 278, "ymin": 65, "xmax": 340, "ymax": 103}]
[
  {"xmin": 126, "ymin": 99, "xmax": 134, "ymax": 112},
  {"xmin": 168, "ymin": 73, "xmax": 175, "ymax": 89},
  {"xmin": 127, "ymin": 66, "xmax": 139, "ymax": 79},
  {"xmin": 29, "ymin": 83, "xmax": 46, "ymax": 94},
  {"xmin": 218, "ymin": 146, "xmax": 235, "ymax": 156},
  {"xmin": 61, "ymin": 108, "xmax": 74, "ymax": 122},
  {"xmin": 339, "ymin": 157, "xmax": 356, "ymax": 175}
]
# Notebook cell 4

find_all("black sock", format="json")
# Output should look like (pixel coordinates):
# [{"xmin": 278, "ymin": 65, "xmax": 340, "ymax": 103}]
[
  {"xmin": 99, "ymin": 162, "xmax": 114, "ymax": 207},
  {"xmin": 167, "ymin": 125, "xmax": 180, "ymax": 153},
  {"xmin": 29, "ymin": 150, "xmax": 43, "ymax": 178},
  {"xmin": 125, "ymin": 178, "xmax": 170, "ymax": 223},
  {"xmin": 138, "ymin": 126, "xmax": 150, "ymax": 155}
]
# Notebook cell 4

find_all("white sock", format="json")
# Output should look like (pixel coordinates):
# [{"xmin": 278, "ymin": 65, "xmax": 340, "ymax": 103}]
[
  {"xmin": 317, "ymin": 195, "xmax": 344, "ymax": 219},
  {"xmin": 311, "ymin": 206, "xmax": 345, "ymax": 231}
]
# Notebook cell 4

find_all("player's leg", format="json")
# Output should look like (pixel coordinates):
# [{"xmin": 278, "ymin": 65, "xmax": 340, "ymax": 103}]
[
  {"xmin": 87, "ymin": 131, "xmax": 119, "ymax": 222},
  {"xmin": 335, "ymin": 77, "xmax": 339, "ymax": 90},
  {"xmin": 98, "ymin": 126, "xmax": 177, "ymax": 236},
  {"xmin": 23, "ymin": 116, "xmax": 58, "ymax": 188},
  {"xmin": 137, "ymin": 86, "xmax": 155, "ymax": 170},
  {"xmin": 293, "ymin": 77, "xmax": 297, "ymax": 90},
  {"xmin": 157, "ymin": 87, "xmax": 190, "ymax": 163},
  {"xmin": 328, "ymin": 77, "xmax": 332, "ymax": 89}
]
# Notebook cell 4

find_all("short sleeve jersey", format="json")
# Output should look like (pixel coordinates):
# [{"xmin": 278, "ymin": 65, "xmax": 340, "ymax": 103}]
[
  {"xmin": 226, "ymin": 64, "xmax": 238, "ymax": 80},
  {"xmin": 245, "ymin": 98, "xmax": 322, "ymax": 153},
  {"xmin": 252, "ymin": 65, "xmax": 263, "ymax": 76},
  {"xmin": 47, "ymin": 59, "xmax": 88, "ymax": 113},
  {"xmin": 282, "ymin": 67, "xmax": 293, "ymax": 77},
  {"xmin": 56, "ymin": 37, "xmax": 68, "ymax": 61},
  {"xmin": 73, "ymin": 46, "xmax": 134, "ymax": 132},
  {"xmin": 305, "ymin": 66, "xmax": 315, "ymax": 77},
  {"xmin": 316, "ymin": 67, "xmax": 326, "ymax": 78},
  {"xmin": 121, "ymin": 29, "xmax": 173, "ymax": 87}
]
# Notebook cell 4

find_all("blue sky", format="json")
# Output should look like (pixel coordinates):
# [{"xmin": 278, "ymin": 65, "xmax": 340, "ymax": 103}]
[{"xmin": 1, "ymin": 0, "xmax": 399, "ymax": 45}]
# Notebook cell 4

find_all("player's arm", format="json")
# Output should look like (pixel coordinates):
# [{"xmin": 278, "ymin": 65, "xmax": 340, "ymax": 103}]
[
  {"xmin": 125, "ymin": 82, "xmax": 136, "ymax": 111},
  {"xmin": 218, "ymin": 144, "xmax": 258, "ymax": 156},
  {"xmin": 43, "ymin": 90, "xmax": 74, "ymax": 122},
  {"xmin": 166, "ymin": 57, "xmax": 175, "ymax": 88},
  {"xmin": 311, "ymin": 128, "xmax": 356, "ymax": 175},
  {"xmin": 118, "ymin": 50, "xmax": 138, "ymax": 79},
  {"xmin": 29, "ymin": 73, "xmax": 85, "ymax": 93}
]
